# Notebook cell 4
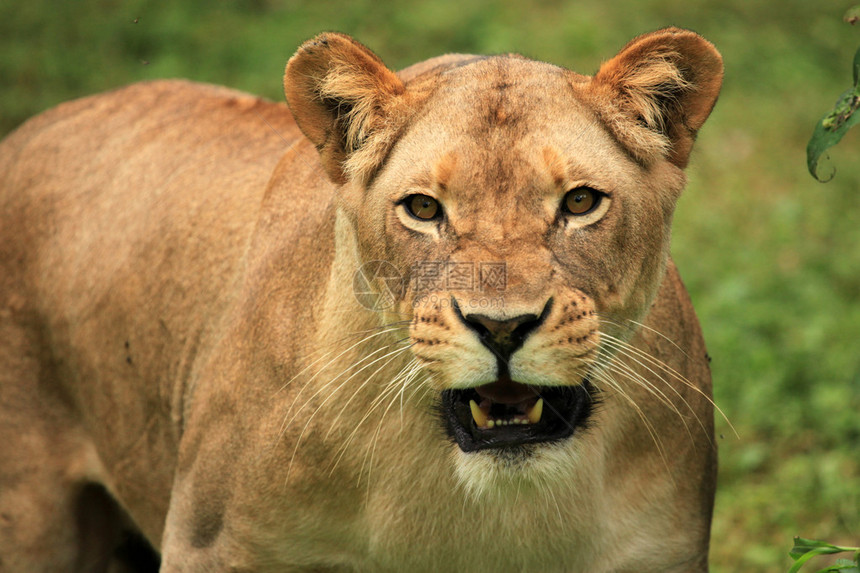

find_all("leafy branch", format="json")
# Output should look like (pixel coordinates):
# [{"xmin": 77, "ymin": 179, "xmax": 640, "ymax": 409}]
[
  {"xmin": 788, "ymin": 537, "xmax": 860, "ymax": 573},
  {"xmin": 807, "ymin": 6, "xmax": 860, "ymax": 181}
]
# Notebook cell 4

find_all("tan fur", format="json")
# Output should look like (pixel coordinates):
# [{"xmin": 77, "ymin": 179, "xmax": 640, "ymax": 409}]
[{"xmin": 0, "ymin": 28, "xmax": 722, "ymax": 572}]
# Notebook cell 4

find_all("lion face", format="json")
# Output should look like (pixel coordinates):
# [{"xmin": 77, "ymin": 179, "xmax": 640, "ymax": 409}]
[
  {"xmin": 285, "ymin": 30, "xmax": 721, "ymax": 486},
  {"xmin": 350, "ymin": 59, "xmax": 683, "ymax": 460}
]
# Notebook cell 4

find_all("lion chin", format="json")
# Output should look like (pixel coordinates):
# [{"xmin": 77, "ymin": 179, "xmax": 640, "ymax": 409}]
[{"xmin": 453, "ymin": 434, "xmax": 593, "ymax": 499}]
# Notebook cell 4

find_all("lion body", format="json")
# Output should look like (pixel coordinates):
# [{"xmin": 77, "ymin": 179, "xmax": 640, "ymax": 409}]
[{"xmin": 0, "ymin": 30, "xmax": 721, "ymax": 572}]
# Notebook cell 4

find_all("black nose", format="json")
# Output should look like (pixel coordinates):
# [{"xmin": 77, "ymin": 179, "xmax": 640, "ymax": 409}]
[{"xmin": 456, "ymin": 299, "xmax": 552, "ymax": 362}]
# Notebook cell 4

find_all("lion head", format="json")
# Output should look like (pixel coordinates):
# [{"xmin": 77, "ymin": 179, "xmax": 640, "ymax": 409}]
[{"xmin": 284, "ymin": 29, "xmax": 721, "ymax": 494}]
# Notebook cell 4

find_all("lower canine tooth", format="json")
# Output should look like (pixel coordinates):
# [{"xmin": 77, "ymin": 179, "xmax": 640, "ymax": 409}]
[
  {"xmin": 470, "ymin": 400, "xmax": 489, "ymax": 428},
  {"xmin": 527, "ymin": 398, "xmax": 544, "ymax": 424}
]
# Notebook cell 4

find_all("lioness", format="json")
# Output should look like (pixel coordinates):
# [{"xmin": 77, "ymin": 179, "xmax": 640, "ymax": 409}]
[{"xmin": 0, "ymin": 28, "xmax": 722, "ymax": 572}]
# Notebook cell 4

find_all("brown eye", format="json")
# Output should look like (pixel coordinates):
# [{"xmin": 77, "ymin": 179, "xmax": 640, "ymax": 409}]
[
  {"xmin": 562, "ymin": 187, "xmax": 601, "ymax": 215},
  {"xmin": 405, "ymin": 194, "xmax": 441, "ymax": 220}
]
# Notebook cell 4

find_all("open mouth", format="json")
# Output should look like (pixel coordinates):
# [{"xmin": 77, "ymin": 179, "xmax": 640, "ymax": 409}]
[{"xmin": 441, "ymin": 377, "xmax": 596, "ymax": 453}]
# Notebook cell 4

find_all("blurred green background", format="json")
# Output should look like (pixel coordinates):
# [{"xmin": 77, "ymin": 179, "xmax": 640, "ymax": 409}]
[{"xmin": 2, "ymin": 0, "xmax": 858, "ymax": 570}]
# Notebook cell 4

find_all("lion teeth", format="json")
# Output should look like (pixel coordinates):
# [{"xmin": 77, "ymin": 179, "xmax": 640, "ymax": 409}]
[
  {"xmin": 469, "ymin": 399, "xmax": 489, "ymax": 428},
  {"xmin": 470, "ymin": 397, "xmax": 544, "ymax": 429},
  {"xmin": 527, "ymin": 398, "xmax": 544, "ymax": 424}
]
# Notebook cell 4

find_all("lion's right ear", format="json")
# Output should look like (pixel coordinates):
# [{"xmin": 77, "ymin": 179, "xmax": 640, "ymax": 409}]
[{"xmin": 284, "ymin": 33, "xmax": 407, "ymax": 185}]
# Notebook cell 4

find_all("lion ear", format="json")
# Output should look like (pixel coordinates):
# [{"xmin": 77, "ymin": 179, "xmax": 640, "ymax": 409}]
[
  {"xmin": 586, "ymin": 28, "xmax": 723, "ymax": 168},
  {"xmin": 284, "ymin": 33, "xmax": 407, "ymax": 184}
]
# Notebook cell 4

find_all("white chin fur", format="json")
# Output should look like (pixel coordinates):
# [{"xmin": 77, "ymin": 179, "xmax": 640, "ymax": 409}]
[{"xmin": 451, "ymin": 438, "xmax": 589, "ymax": 501}]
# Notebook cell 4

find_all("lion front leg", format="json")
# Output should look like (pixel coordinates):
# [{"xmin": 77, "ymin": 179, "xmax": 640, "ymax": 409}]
[{"xmin": 0, "ymin": 328, "xmax": 156, "ymax": 572}]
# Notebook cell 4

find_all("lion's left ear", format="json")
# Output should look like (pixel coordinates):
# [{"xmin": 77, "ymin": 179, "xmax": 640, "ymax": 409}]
[
  {"xmin": 284, "ymin": 33, "xmax": 408, "ymax": 184},
  {"xmin": 585, "ymin": 28, "xmax": 723, "ymax": 168}
]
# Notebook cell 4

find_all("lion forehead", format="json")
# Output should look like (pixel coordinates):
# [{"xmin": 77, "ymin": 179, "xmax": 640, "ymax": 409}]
[
  {"xmin": 410, "ymin": 57, "xmax": 584, "ymax": 131},
  {"xmin": 390, "ymin": 61, "xmax": 630, "ymax": 189}
]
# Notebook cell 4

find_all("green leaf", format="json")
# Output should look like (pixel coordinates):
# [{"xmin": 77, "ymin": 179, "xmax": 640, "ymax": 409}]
[
  {"xmin": 790, "ymin": 551, "xmax": 831, "ymax": 573},
  {"xmin": 788, "ymin": 538, "xmax": 860, "ymax": 573},
  {"xmin": 807, "ymin": 47, "xmax": 860, "ymax": 182},
  {"xmin": 791, "ymin": 538, "xmax": 851, "ymax": 559}
]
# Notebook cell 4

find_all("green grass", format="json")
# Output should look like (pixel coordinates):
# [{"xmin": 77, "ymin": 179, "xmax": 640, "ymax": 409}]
[{"xmin": 2, "ymin": 0, "xmax": 858, "ymax": 570}]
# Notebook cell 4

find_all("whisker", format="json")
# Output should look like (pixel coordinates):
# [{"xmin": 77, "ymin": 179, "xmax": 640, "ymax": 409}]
[
  {"xmin": 589, "ymin": 361, "xmax": 671, "ymax": 475},
  {"xmin": 589, "ymin": 359, "xmax": 653, "ymax": 434},
  {"xmin": 272, "ymin": 325, "xmax": 407, "ymax": 397},
  {"xmin": 274, "ymin": 323, "xmax": 413, "ymax": 435},
  {"xmin": 598, "ymin": 338, "xmax": 695, "ymax": 426},
  {"xmin": 342, "ymin": 320, "xmax": 413, "ymax": 336},
  {"xmin": 600, "ymin": 336, "xmax": 722, "ymax": 446},
  {"xmin": 356, "ymin": 360, "xmax": 430, "ymax": 493},
  {"xmin": 396, "ymin": 360, "xmax": 424, "ymax": 427},
  {"xmin": 598, "ymin": 329, "xmax": 736, "ymax": 437},
  {"xmin": 597, "ymin": 345, "xmax": 696, "ymax": 443},
  {"xmin": 276, "ymin": 339, "xmax": 397, "ymax": 443},
  {"xmin": 327, "ymin": 355, "xmax": 421, "ymax": 476},
  {"xmin": 322, "ymin": 346, "xmax": 414, "ymax": 442},
  {"xmin": 360, "ymin": 371, "xmax": 413, "ymax": 496},
  {"xmin": 597, "ymin": 327, "xmax": 693, "ymax": 388},
  {"xmin": 622, "ymin": 317, "xmax": 691, "ymax": 359},
  {"xmin": 284, "ymin": 343, "xmax": 412, "ymax": 486},
  {"xmin": 286, "ymin": 340, "xmax": 412, "ymax": 439}
]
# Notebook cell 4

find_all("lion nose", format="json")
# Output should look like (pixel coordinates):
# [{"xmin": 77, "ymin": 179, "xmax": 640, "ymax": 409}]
[{"xmin": 458, "ymin": 299, "xmax": 552, "ymax": 362}]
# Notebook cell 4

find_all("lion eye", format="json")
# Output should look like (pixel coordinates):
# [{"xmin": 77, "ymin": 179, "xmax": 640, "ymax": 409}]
[
  {"xmin": 562, "ymin": 187, "xmax": 601, "ymax": 216},
  {"xmin": 405, "ymin": 194, "xmax": 441, "ymax": 220}
]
